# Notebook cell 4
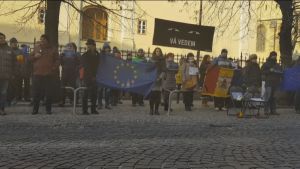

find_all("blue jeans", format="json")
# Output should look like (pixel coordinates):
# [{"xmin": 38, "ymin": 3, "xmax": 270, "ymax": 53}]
[{"xmin": 0, "ymin": 79, "xmax": 9, "ymax": 110}]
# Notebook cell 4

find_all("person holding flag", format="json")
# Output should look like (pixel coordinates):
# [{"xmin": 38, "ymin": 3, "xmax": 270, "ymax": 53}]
[{"xmin": 131, "ymin": 48, "xmax": 147, "ymax": 107}]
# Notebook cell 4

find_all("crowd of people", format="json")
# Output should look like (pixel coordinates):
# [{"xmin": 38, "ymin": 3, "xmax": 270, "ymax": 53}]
[{"xmin": 0, "ymin": 32, "xmax": 300, "ymax": 116}]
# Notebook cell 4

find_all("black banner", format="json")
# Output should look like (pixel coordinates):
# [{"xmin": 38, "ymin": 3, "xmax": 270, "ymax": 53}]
[{"xmin": 152, "ymin": 18, "xmax": 215, "ymax": 52}]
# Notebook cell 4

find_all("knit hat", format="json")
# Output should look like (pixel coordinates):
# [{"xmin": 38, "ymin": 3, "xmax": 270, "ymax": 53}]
[
  {"xmin": 86, "ymin": 39, "xmax": 96, "ymax": 45},
  {"xmin": 9, "ymin": 37, "xmax": 18, "ymax": 43},
  {"xmin": 102, "ymin": 42, "xmax": 111, "ymax": 50}
]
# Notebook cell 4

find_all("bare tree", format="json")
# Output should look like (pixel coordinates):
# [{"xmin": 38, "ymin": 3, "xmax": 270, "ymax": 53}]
[
  {"xmin": 177, "ymin": 0, "xmax": 295, "ymax": 67},
  {"xmin": 0, "ymin": 0, "xmax": 145, "ymax": 48}
]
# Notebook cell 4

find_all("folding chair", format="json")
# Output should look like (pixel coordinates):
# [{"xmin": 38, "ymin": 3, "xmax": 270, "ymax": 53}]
[{"xmin": 227, "ymin": 86, "xmax": 244, "ymax": 116}]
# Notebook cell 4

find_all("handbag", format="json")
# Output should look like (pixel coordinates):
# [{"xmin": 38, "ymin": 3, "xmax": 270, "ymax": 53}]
[{"xmin": 183, "ymin": 76, "xmax": 197, "ymax": 90}]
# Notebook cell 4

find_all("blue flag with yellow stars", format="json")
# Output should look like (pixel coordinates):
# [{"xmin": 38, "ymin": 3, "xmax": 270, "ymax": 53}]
[
  {"xmin": 96, "ymin": 54, "xmax": 157, "ymax": 96},
  {"xmin": 282, "ymin": 65, "xmax": 300, "ymax": 91}
]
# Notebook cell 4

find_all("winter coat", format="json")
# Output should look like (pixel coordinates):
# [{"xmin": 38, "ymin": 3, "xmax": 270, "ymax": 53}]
[
  {"xmin": 243, "ymin": 62, "xmax": 261, "ymax": 87},
  {"xmin": 199, "ymin": 61, "xmax": 211, "ymax": 86},
  {"xmin": 182, "ymin": 61, "xmax": 198, "ymax": 90},
  {"xmin": 0, "ymin": 43, "xmax": 15, "ymax": 79},
  {"xmin": 261, "ymin": 58, "xmax": 283, "ymax": 87},
  {"xmin": 132, "ymin": 56, "xmax": 146, "ymax": 63},
  {"xmin": 212, "ymin": 56, "xmax": 233, "ymax": 68},
  {"xmin": 81, "ymin": 50, "xmax": 100, "ymax": 82},
  {"xmin": 60, "ymin": 50, "xmax": 80, "ymax": 78},
  {"xmin": 150, "ymin": 55, "xmax": 166, "ymax": 91},
  {"xmin": 163, "ymin": 61, "xmax": 178, "ymax": 90},
  {"xmin": 29, "ymin": 44, "xmax": 60, "ymax": 76}
]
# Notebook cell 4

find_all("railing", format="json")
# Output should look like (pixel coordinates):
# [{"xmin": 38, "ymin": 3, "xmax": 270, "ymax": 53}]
[{"xmin": 18, "ymin": 41, "xmax": 275, "ymax": 67}]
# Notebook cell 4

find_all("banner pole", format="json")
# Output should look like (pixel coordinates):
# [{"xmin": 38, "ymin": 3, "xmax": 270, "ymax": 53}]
[{"xmin": 196, "ymin": 0, "xmax": 203, "ymax": 66}]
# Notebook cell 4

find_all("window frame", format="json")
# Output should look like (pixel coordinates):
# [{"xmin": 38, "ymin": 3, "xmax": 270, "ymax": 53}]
[
  {"xmin": 137, "ymin": 19, "xmax": 147, "ymax": 35},
  {"xmin": 82, "ymin": 6, "xmax": 108, "ymax": 42}
]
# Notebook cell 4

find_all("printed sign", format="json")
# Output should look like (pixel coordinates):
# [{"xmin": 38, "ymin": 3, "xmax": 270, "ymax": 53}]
[{"xmin": 152, "ymin": 18, "xmax": 215, "ymax": 51}]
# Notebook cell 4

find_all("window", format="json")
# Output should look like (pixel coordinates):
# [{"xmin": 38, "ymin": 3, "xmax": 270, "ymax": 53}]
[
  {"xmin": 137, "ymin": 20, "xmax": 146, "ymax": 34},
  {"xmin": 256, "ymin": 24, "xmax": 266, "ymax": 52},
  {"xmin": 82, "ymin": 6, "xmax": 108, "ymax": 41}
]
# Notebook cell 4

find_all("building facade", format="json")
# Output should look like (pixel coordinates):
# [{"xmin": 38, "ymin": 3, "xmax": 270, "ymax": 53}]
[{"xmin": 0, "ymin": 1, "xmax": 295, "ymax": 61}]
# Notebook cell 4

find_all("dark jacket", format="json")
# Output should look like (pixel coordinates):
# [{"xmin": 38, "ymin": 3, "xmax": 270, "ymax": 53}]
[
  {"xmin": 81, "ymin": 50, "xmax": 99, "ymax": 82},
  {"xmin": 0, "ymin": 43, "xmax": 15, "ymax": 79},
  {"xmin": 151, "ymin": 55, "xmax": 166, "ymax": 91},
  {"xmin": 163, "ymin": 60, "xmax": 178, "ymax": 90},
  {"xmin": 212, "ymin": 55, "xmax": 233, "ymax": 68},
  {"xmin": 60, "ymin": 50, "xmax": 80, "ymax": 78},
  {"xmin": 261, "ymin": 58, "xmax": 282, "ymax": 87},
  {"xmin": 243, "ymin": 62, "xmax": 261, "ymax": 87},
  {"xmin": 29, "ymin": 44, "xmax": 60, "ymax": 76},
  {"xmin": 199, "ymin": 61, "xmax": 211, "ymax": 86},
  {"xmin": 11, "ymin": 47, "xmax": 23, "ymax": 76}
]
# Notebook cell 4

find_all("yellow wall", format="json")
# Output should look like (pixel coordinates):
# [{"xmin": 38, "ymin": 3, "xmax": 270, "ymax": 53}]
[{"xmin": 0, "ymin": 1, "xmax": 292, "ymax": 62}]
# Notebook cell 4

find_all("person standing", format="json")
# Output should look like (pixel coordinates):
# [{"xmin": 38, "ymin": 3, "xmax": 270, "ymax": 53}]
[
  {"xmin": 59, "ymin": 43, "xmax": 80, "ymax": 106},
  {"xmin": 7, "ymin": 38, "xmax": 21, "ymax": 105},
  {"xmin": 163, "ymin": 53, "xmax": 178, "ymax": 111},
  {"xmin": 131, "ymin": 48, "xmax": 146, "ymax": 106},
  {"xmin": 97, "ymin": 42, "xmax": 112, "ymax": 110},
  {"xmin": 20, "ymin": 44, "xmax": 32, "ymax": 102},
  {"xmin": 149, "ymin": 47, "xmax": 166, "ymax": 115},
  {"xmin": 110, "ymin": 46, "xmax": 122, "ymax": 106},
  {"xmin": 175, "ymin": 58, "xmax": 184, "ymax": 104},
  {"xmin": 211, "ymin": 49, "xmax": 233, "ymax": 111},
  {"xmin": 261, "ymin": 51, "xmax": 282, "ymax": 115},
  {"xmin": 81, "ymin": 39, "xmax": 100, "ymax": 115},
  {"xmin": 182, "ymin": 53, "xmax": 198, "ymax": 111},
  {"xmin": 29, "ymin": 34, "xmax": 60, "ymax": 115},
  {"xmin": 294, "ymin": 57, "xmax": 300, "ymax": 114},
  {"xmin": 0, "ymin": 32, "xmax": 16, "ymax": 115},
  {"xmin": 243, "ymin": 54, "xmax": 261, "ymax": 95},
  {"xmin": 199, "ymin": 55, "xmax": 211, "ymax": 107}
]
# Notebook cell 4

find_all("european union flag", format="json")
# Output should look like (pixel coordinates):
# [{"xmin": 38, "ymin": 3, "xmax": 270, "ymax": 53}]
[
  {"xmin": 96, "ymin": 55, "xmax": 157, "ymax": 96},
  {"xmin": 282, "ymin": 65, "xmax": 300, "ymax": 91}
]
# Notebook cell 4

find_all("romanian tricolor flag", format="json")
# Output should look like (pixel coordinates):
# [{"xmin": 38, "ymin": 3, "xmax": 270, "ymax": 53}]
[{"xmin": 201, "ymin": 65, "xmax": 234, "ymax": 97}]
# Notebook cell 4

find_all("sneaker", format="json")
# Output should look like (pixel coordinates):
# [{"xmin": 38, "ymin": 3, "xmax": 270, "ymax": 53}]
[
  {"xmin": 46, "ymin": 111, "xmax": 52, "ymax": 115},
  {"xmin": 221, "ymin": 107, "xmax": 228, "ymax": 111},
  {"xmin": 270, "ymin": 112, "xmax": 280, "ymax": 115},
  {"xmin": 82, "ymin": 111, "xmax": 89, "ymax": 115},
  {"xmin": 215, "ymin": 107, "xmax": 220, "ymax": 111},
  {"xmin": 202, "ymin": 104, "xmax": 209, "ymax": 108},
  {"xmin": 150, "ymin": 109, "xmax": 154, "ymax": 115},
  {"xmin": 0, "ymin": 110, "xmax": 4, "ymax": 116},
  {"xmin": 105, "ymin": 105, "xmax": 112, "ymax": 110},
  {"xmin": 32, "ymin": 111, "xmax": 38, "ymax": 115},
  {"xmin": 97, "ymin": 104, "xmax": 103, "ymax": 110},
  {"xmin": 91, "ymin": 110, "xmax": 99, "ymax": 114}
]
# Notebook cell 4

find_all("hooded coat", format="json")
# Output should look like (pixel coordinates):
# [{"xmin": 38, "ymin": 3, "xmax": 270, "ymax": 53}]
[
  {"xmin": 261, "ymin": 57, "xmax": 282, "ymax": 87},
  {"xmin": 0, "ymin": 43, "xmax": 15, "ymax": 79},
  {"xmin": 243, "ymin": 61, "xmax": 261, "ymax": 87},
  {"xmin": 150, "ymin": 55, "xmax": 166, "ymax": 91}
]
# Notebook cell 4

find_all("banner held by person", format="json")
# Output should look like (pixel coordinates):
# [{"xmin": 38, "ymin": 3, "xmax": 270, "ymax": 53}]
[
  {"xmin": 96, "ymin": 55, "xmax": 157, "ymax": 96},
  {"xmin": 202, "ymin": 65, "xmax": 234, "ymax": 97},
  {"xmin": 152, "ymin": 18, "xmax": 215, "ymax": 51}
]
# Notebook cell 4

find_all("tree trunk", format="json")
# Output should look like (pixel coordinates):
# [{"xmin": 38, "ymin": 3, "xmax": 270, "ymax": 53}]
[
  {"xmin": 276, "ymin": 0, "xmax": 293, "ymax": 67},
  {"xmin": 45, "ymin": 0, "xmax": 62, "ymax": 48}
]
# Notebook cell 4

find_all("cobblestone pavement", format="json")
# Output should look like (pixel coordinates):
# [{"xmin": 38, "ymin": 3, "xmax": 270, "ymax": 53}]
[{"xmin": 0, "ymin": 101, "xmax": 299, "ymax": 169}]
